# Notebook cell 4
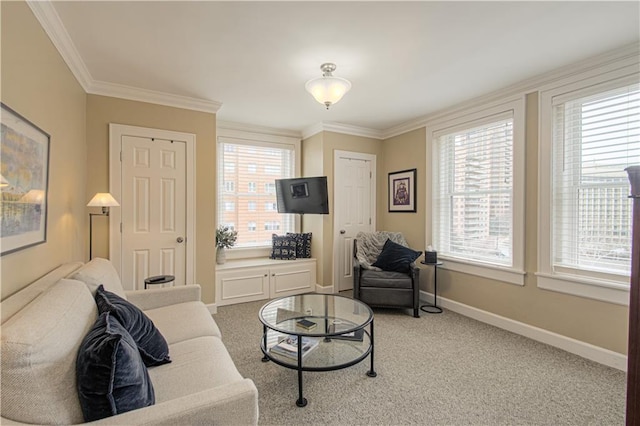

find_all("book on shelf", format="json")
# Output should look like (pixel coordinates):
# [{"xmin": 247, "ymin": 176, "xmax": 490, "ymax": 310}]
[
  {"xmin": 270, "ymin": 336, "xmax": 319, "ymax": 359},
  {"xmin": 327, "ymin": 324, "xmax": 365, "ymax": 341},
  {"xmin": 296, "ymin": 319, "xmax": 316, "ymax": 330}
]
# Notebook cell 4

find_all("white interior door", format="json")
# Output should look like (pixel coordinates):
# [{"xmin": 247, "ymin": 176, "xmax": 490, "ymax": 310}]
[
  {"xmin": 109, "ymin": 124, "xmax": 196, "ymax": 291},
  {"xmin": 334, "ymin": 151, "xmax": 376, "ymax": 292}
]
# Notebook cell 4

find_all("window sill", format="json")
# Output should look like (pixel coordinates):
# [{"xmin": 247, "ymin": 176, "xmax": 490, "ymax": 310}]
[
  {"xmin": 536, "ymin": 272, "xmax": 629, "ymax": 306},
  {"xmin": 224, "ymin": 246, "xmax": 271, "ymax": 261},
  {"xmin": 438, "ymin": 257, "xmax": 525, "ymax": 286}
]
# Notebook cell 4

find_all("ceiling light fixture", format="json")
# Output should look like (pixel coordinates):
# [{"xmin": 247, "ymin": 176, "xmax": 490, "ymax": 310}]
[{"xmin": 305, "ymin": 63, "xmax": 351, "ymax": 110}]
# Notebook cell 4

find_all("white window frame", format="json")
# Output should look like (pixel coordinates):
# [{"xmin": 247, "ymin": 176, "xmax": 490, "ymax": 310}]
[
  {"xmin": 217, "ymin": 125, "xmax": 301, "ymax": 260},
  {"xmin": 427, "ymin": 96, "xmax": 526, "ymax": 285},
  {"xmin": 538, "ymin": 61, "xmax": 639, "ymax": 306}
]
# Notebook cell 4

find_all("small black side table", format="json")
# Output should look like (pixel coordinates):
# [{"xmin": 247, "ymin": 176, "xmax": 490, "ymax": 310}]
[
  {"xmin": 144, "ymin": 275, "xmax": 175, "ymax": 289},
  {"xmin": 420, "ymin": 261, "xmax": 443, "ymax": 314}
]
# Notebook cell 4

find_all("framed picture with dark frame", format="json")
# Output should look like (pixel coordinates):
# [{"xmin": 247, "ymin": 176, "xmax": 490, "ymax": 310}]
[
  {"xmin": 1, "ymin": 103, "xmax": 50, "ymax": 256},
  {"xmin": 388, "ymin": 168, "xmax": 416, "ymax": 213}
]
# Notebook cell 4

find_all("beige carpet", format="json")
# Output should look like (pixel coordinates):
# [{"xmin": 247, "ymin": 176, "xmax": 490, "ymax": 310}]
[{"xmin": 214, "ymin": 296, "xmax": 626, "ymax": 425}]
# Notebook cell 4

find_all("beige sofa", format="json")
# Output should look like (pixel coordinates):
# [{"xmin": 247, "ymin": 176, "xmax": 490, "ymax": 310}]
[{"xmin": 1, "ymin": 258, "xmax": 258, "ymax": 425}]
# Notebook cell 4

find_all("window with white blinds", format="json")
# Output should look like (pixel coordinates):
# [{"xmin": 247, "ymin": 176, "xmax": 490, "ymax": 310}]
[
  {"xmin": 552, "ymin": 82, "xmax": 640, "ymax": 278},
  {"xmin": 217, "ymin": 138, "xmax": 296, "ymax": 249},
  {"xmin": 433, "ymin": 115, "xmax": 515, "ymax": 267}
]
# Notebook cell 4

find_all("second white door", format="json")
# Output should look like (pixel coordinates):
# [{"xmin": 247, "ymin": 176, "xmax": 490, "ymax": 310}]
[{"xmin": 334, "ymin": 151, "xmax": 375, "ymax": 292}]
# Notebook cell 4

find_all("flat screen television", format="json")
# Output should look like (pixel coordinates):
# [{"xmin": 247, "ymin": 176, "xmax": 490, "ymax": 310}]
[{"xmin": 275, "ymin": 176, "xmax": 329, "ymax": 214}]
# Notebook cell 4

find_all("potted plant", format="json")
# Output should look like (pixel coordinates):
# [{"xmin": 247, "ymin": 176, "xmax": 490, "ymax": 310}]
[{"xmin": 215, "ymin": 225, "xmax": 238, "ymax": 265}]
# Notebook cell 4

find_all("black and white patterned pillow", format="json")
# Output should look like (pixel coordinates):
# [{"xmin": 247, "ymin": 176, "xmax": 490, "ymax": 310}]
[
  {"xmin": 287, "ymin": 232, "xmax": 312, "ymax": 258},
  {"xmin": 270, "ymin": 234, "xmax": 297, "ymax": 260}
]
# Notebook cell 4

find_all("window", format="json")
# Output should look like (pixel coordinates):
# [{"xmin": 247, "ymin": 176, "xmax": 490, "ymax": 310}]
[
  {"xmin": 264, "ymin": 183, "xmax": 276, "ymax": 194},
  {"xmin": 264, "ymin": 221, "xmax": 280, "ymax": 231},
  {"xmin": 430, "ymin": 98, "xmax": 525, "ymax": 285},
  {"xmin": 225, "ymin": 162, "xmax": 235, "ymax": 173},
  {"xmin": 539, "ymin": 73, "xmax": 639, "ymax": 304},
  {"xmin": 224, "ymin": 181, "xmax": 235, "ymax": 192},
  {"xmin": 265, "ymin": 165, "xmax": 280, "ymax": 175},
  {"xmin": 218, "ymin": 131, "xmax": 299, "ymax": 250}
]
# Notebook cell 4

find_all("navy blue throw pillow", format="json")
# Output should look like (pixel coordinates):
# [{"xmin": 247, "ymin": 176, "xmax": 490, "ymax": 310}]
[
  {"xmin": 95, "ymin": 285, "xmax": 171, "ymax": 366},
  {"xmin": 372, "ymin": 239, "xmax": 422, "ymax": 273},
  {"xmin": 287, "ymin": 232, "xmax": 312, "ymax": 258},
  {"xmin": 269, "ymin": 234, "xmax": 297, "ymax": 260},
  {"xmin": 76, "ymin": 312, "xmax": 155, "ymax": 422}
]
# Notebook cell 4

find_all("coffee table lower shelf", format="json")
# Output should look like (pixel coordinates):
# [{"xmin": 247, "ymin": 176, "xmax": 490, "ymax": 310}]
[{"xmin": 260, "ymin": 324, "xmax": 376, "ymax": 407}]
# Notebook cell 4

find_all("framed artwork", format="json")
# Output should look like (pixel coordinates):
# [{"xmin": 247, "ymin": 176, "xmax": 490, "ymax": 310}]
[
  {"xmin": 1, "ymin": 103, "xmax": 50, "ymax": 256},
  {"xmin": 388, "ymin": 168, "xmax": 416, "ymax": 213}
]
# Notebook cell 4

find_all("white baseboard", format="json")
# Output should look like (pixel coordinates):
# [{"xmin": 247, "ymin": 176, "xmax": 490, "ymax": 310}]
[
  {"xmin": 206, "ymin": 303, "xmax": 217, "ymax": 315},
  {"xmin": 420, "ymin": 291, "xmax": 627, "ymax": 371},
  {"xmin": 316, "ymin": 284, "xmax": 334, "ymax": 294}
]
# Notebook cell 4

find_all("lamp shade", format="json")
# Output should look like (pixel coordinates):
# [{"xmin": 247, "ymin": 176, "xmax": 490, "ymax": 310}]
[
  {"xmin": 305, "ymin": 63, "xmax": 351, "ymax": 109},
  {"xmin": 87, "ymin": 192, "xmax": 119, "ymax": 207}
]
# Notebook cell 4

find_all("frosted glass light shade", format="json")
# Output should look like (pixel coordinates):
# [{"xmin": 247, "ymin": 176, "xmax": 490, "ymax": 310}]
[
  {"xmin": 305, "ymin": 76, "xmax": 352, "ymax": 109},
  {"xmin": 305, "ymin": 63, "xmax": 351, "ymax": 109}
]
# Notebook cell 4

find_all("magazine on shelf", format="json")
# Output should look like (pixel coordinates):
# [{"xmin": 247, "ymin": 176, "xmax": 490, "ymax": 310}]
[
  {"xmin": 270, "ymin": 336, "xmax": 319, "ymax": 359},
  {"xmin": 327, "ymin": 324, "xmax": 365, "ymax": 341}
]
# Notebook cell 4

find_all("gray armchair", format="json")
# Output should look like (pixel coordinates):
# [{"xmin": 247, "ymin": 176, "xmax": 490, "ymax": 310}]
[{"xmin": 353, "ymin": 231, "xmax": 421, "ymax": 318}]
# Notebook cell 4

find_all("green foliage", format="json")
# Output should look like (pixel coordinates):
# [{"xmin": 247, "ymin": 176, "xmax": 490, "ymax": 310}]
[{"xmin": 216, "ymin": 225, "xmax": 238, "ymax": 249}]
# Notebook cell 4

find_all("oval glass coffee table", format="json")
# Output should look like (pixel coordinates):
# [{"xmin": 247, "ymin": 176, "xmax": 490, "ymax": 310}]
[{"xmin": 259, "ymin": 293, "xmax": 376, "ymax": 407}]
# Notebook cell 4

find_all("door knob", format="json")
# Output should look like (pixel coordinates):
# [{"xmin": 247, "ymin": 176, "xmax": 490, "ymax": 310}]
[
  {"xmin": 176, "ymin": 237, "xmax": 184, "ymax": 243},
  {"xmin": 340, "ymin": 230, "xmax": 346, "ymax": 234}
]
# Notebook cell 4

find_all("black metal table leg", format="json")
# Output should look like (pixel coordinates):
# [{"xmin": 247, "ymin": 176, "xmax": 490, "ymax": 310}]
[
  {"xmin": 296, "ymin": 336, "xmax": 307, "ymax": 407},
  {"xmin": 367, "ymin": 319, "xmax": 377, "ymax": 377},
  {"xmin": 420, "ymin": 261, "xmax": 443, "ymax": 314},
  {"xmin": 261, "ymin": 324, "xmax": 270, "ymax": 362}
]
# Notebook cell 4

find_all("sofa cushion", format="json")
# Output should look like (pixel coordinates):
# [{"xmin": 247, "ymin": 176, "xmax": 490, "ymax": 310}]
[
  {"xmin": 372, "ymin": 239, "xmax": 422, "ymax": 273},
  {"xmin": 144, "ymin": 301, "xmax": 222, "ymax": 343},
  {"xmin": 69, "ymin": 257, "xmax": 127, "ymax": 298},
  {"xmin": 149, "ymin": 336, "xmax": 243, "ymax": 403},
  {"xmin": 76, "ymin": 312, "xmax": 155, "ymax": 422},
  {"xmin": 0, "ymin": 279, "xmax": 96, "ymax": 425},
  {"xmin": 95, "ymin": 285, "xmax": 171, "ymax": 366}
]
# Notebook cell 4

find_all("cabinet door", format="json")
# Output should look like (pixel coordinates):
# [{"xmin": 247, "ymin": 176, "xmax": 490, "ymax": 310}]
[
  {"xmin": 216, "ymin": 267, "xmax": 270, "ymax": 306},
  {"xmin": 270, "ymin": 261, "xmax": 316, "ymax": 298}
]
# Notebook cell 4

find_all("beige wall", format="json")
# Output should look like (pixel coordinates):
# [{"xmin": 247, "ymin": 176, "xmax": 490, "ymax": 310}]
[
  {"xmin": 1, "ymin": 1, "xmax": 87, "ymax": 299},
  {"xmin": 301, "ymin": 131, "xmax": 383, "ymax": 287},
  {"xmin": 378, "ymin": 93, "xmax": 629, "ymax": 354},
  {"xmin": 86, "ymin": 95, "xmax": 217, "ymax": 303}
]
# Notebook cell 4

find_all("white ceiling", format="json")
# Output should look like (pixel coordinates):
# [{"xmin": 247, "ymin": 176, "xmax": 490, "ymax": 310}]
[{"xmin": 44, "ymin": 1, "xmax": 640, "ymax": 135}]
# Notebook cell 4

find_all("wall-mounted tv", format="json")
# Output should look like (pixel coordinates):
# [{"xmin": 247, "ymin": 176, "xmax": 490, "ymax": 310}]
[{"xmin": 275, "ymin": 176, "xmax": 329, "ymax": 215}]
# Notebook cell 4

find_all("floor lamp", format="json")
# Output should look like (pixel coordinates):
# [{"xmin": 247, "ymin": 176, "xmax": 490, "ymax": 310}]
[{"xmin": 87, "ymin": 192, "xmax": 119, "ymax": 260}]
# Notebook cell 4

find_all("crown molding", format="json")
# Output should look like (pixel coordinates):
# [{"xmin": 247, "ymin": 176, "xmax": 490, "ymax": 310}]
[
  {"xmin": 27, "ymin": 1, "xmax": 93, "ymax": 91},
  {"xmin": 89, "ymin": 80, "xmax": 221, "ymax": 114},
  {"xmin": 301, "ymin": 121, "xmax": 384, "ymax": 140},
  {"xmin": 27, "ymin": 0, "xmax": 221, "ymax": 114},
  {"xmin": 217, "ymin": 120, "xmax": 301, "ymax": 139}
]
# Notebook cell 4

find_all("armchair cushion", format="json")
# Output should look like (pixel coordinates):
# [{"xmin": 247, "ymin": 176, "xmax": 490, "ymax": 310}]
[{"xmin": 372, "ymin": 239, "xmax": 422, "ymax": 273}]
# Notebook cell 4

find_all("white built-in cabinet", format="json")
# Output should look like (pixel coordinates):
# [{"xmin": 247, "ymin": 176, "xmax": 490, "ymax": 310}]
[{"xmin": 215, "ymin": 258, "xmax": 317, "ymax": 306}]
